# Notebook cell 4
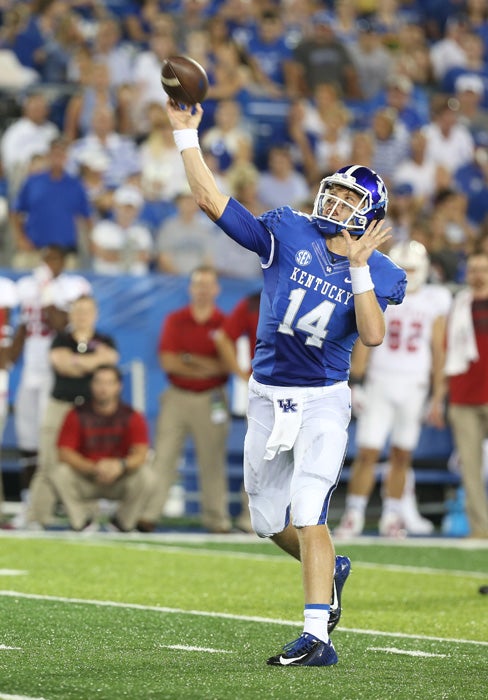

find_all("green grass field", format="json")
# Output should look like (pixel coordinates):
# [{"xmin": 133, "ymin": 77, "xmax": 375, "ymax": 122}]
[{"xmin": 0, "ymin": 531, "xmax": 487, "ymax": 700}]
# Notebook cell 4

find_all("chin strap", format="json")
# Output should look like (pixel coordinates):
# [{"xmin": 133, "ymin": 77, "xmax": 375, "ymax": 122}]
[{"xmin": 312, "ymin": 217, "xmax": 364, "ymax": 237}]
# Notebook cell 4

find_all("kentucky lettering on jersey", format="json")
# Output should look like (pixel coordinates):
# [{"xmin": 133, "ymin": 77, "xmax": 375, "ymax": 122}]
[
  {"xmin": 290, "ymin": 267, "xmax": 354, "ymax": 305},
  {"xmin": 217, "ymin": 198, "xmax": 407, "ymax": 387}
]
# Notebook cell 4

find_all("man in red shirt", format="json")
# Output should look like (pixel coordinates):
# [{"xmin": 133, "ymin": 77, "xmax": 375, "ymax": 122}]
[
  {"xmin": 139, "ymin": 266, "xmax": 231, "ymax": 533},
  {"xmin": 445, "ymin": 250, "xmax": 488, "ymax": 538},
  {"xmin": 54, "ymin": 364, "xmax": 153, "ymax": 532}
]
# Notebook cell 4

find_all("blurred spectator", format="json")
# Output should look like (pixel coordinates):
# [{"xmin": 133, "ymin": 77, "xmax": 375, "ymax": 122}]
[
  {"xmin": 430, "ymin": 14, "xmax": 469, "ymax": 82},
  {"xmin": 64, "ymin": 61, "xmax": 132, "ymax": 141},
  {"xmin": 0, "ymin": 276, "xmax": 18, "ymax": 523},
  {"xmin": 54, "ymin": 364, "xmax": 153, "ymax": 533},
  {"xmin": 384, "ymin": 183, "xmax": 420, "ymax": 244},
  {"xmin": 124, "ymin": 1, "xmax": 172, "ymax": 47},
  {"xmin": 432, "ymin": 188, "xmax": 477, "ymax": 255},
  {"xmin": 201, "ymin": 99, "xmax": 253, "ymax": 172},
  {"xmin": 10, "ymin": 137, "xmax": 92, "ymax": 270},
  {"xmin": 394, "ymin": 23, "xmax": 433, "ymax": 91},
  {"xmin": 442, "ymin": 31, "xmax": 488, "ymax": 103},
  {"xmin": 258, "ymin": 144, "xmax": 309, "ymax": 210},
  {"xmin": 26, "ymin": 294, "xmax": 119, "ymax": 528},
  {"xmin": 349, "ymin": 18, "xmax": 392, "ymax": 101},
  {"xmin": 131, "ymin": 25, "xmax": 176, "ymax": 135},
  {"xmin": 373, "ymin": 0, "xmax": 406, "ymax": 47},
  {"xmin": 212, "ymin": 163, "xmax": 264, "ymax": 281},
  {"xmin": 331, "ymin": 0, "xmax": 359, "ymax": 47},
  {"xmin": 6, "ymin": 0, "xmax": 67, "ymax": 77},
  {"xmin": 76, "ymin": 147, "xmax": 112, "ymax": 220},
  {"xmin": 370, "ymin": 107, "xmax": 410, "ymax": 186},
  {"xmin": 67, "ymin": 104, "xmax": 141, "ymax": 190},
  {"xmin": 90, "ymin": 185, "xmax": 153, "ymax": 275},
  {"xmin": 445, "ymin": 249, "xmax": 488, "ymax": 538},
  {"xmin": 9, "ymin": 245, "xmax": 91, "ymax": 527},
  {"xmin": 349, "ymin": 129, "xmax": 375, "ymax": 169},
  {"xmin": 91, "ymin": 16, "xmax": 134, "ymax": 88},
  {"xmin": 138, "ymin": 266, "xmax": 231, "ymax": 533},
  {"xmin": 454, "ymin": 137, "xmax": 488, "ymax": 228},
  {"xmin": 454, "ymin": 73, "xmax": 488, "ymax": 144},
  {"xmin": 1, "ymin": 91, "xmax": 59, "ymax": 198},
  {"xmin": 244, "ymin": 7, "xmax": 295, "ymax": 97},
  {"xmin": 422, "ymin": 94, "xmax": 475, "ymax": 174},
  {"xmin": 288, "ymin": 98, "xmax": 352, "ymax": 183},
  {"xmin": 156, "ymin": 190, "xmax": 217, "ymax": 275},
  {"xmin": 368, "ymin": 74, "xmax": 428, "ymax": 133},
  {"xmin": 139, "ymin": 102, "xmax": 189, "ymax": 202},
  {"xmin": 393, "ymin": 129, "xmax": 445, "ymax": 208},
  {"xmin": 288, "ymin": 10, "xmax": 362, "ymax": 99}
]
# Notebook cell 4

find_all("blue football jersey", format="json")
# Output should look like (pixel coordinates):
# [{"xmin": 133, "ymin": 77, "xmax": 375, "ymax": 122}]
[{"xmin": 217, "ymin": 198, "xmax": 407, "ymax": 387}]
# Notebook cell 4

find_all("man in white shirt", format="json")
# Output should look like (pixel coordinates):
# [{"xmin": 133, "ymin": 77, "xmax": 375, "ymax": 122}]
[
  {"xmin": 0, "ymin": 92, "xmax": 58, "ymax": 198},
  {"xmin": 10, "ymin": 246, "xmax": 91, "ymax": 526}
]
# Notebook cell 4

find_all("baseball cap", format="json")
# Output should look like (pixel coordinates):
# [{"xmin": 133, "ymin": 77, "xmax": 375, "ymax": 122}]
[
  {"xmin": 113, "ymin": 186, "xmax": 144, "ymax": 208},
  {"xmin": 77, "ymin": 148, "xmax": 109, "ymax": 172},
  {"xmin": 454, "ymin": 73, "xmax": 484, "ymax": 95}
]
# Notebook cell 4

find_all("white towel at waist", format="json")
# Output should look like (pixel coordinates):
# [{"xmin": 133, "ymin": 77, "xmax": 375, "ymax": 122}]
[
  {"xmin": 445, "ymin": 288, "xmax": 479, "ymax": 376},
  {"xmin": 264, "ymin": 394, "xmax": 303, "ymax": 461}
]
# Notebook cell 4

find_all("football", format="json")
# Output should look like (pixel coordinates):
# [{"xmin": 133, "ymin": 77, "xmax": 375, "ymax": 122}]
[{"xmin": 160, "ymin": 55, "xmax": 209, "ymax": 105}]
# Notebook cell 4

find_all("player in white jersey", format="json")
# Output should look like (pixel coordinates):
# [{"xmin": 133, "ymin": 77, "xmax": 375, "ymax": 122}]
[
  {"xmin": 10, "ymin": 246, "xmax": 91, "ymax": 525},
  {"xmin": 335, "ymin": 241, "xmax": 452, "ymax": 537},
  {"xmin": 0, "ymin": 276, "xmax": 18, "ymax": 521}
]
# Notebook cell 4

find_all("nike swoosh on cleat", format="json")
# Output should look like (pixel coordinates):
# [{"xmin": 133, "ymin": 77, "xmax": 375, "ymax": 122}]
[
  {"xmin": 279, "ymin": 653, "xmax": 308, "ymax": 665},
  {"xmin": 330, "ymin": 582, "xmax": 339, "ymax": 611}
]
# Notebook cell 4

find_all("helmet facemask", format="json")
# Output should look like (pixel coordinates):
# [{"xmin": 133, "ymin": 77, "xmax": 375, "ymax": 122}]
[{"xmin": 311, "ymin": 165, "xmax": 388, "ymax": 235}]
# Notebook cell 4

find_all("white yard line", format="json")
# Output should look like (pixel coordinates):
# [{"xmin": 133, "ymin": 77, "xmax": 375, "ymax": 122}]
[
  {"xmin": 0, "ymin": 694, "xmax": 46, "ymax": 700},
  {"xmin": 0, "ymin": 571, "xmax": 28, "ymax": 577},
  {"xmin": 0, "ymin": 645, "xmax": 22, "ymax": 650},
  {"xmin": 3, "ymin": 531, "xmax": 486, "ymax": 579},
  {"xmin": 160, "ymin": 644, "xmax": 232, "ymax": 653},
  {"xmin": 367, "ymin": 647, "xmax": 447, "ymax": 658},
  {"xmin": 1, "ymin": 590, "xmax": 487, "ymax": 648}
]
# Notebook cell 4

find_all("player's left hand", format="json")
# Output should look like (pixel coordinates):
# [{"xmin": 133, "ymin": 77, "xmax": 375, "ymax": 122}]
[{"xmin": 342, "ymin": 219, "xmax": 392, "ymax": 267}]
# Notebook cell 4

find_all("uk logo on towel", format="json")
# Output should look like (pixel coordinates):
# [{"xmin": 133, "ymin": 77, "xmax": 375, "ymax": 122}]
[{"xmin": 278, "ymin": 398, "xmax": 298, "ymax": 413}]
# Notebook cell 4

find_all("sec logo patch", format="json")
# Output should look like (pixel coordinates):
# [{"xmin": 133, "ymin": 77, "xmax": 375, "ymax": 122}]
[{"xmin": 295, "ymin": 250, "xmax": 312, "ymax": 266}]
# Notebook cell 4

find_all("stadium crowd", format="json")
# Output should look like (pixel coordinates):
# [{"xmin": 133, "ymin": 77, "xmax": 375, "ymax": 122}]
[{"xmin": 0, "ymin": 0, "xmax": 488, "ymax": 536}]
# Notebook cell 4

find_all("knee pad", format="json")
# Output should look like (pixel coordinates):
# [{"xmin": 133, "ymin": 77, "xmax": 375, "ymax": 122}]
[
  {"xmin": 291, "ymin": 477, "xmax": 337, "ymax": 528},
  {"xmin": 248, "ymin": 495, "xmax": 286, "ymax": 538}
]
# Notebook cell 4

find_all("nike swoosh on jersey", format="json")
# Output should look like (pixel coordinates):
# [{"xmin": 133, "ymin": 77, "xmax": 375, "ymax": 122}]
[
  {"xmin": 344, "ymin": 277, "xmax": 351, "ymax": 283},
  {"xmin": 279, "ymin": 653, "xmax": 308, "ymax": 665}
]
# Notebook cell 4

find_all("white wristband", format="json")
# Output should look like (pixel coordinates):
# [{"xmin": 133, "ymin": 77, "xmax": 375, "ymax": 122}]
[
  {"xmin": 173, "ymin": 129, "xmax": 200, "ymax": 153},
  {"xmin": 349, "ymin": 265, "xmax": 374, "ymax": 294}
]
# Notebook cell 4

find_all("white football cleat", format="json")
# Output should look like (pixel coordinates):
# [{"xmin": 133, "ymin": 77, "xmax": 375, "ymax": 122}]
[
  {"xmin": 334, "ymin": 509, "xmax": 365, "ymax": 537},
  {"xmin": 401, "ymin": 494, "xmax": 434, "ymax": 535}
]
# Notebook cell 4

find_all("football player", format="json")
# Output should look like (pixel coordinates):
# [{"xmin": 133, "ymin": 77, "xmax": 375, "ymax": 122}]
[
  {"xmin": 166, "ymin": 99, "xmax": 406, "ymax": 667},
  {"xmin": 335, "ymin": 241, "xmax": 451, "ymax": 538}
]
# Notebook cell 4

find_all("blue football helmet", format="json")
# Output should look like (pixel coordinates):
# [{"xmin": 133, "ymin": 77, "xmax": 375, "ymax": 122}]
[{"xmin": 311, "ymin": 164, "xmax": 388, "ymax": 235}]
